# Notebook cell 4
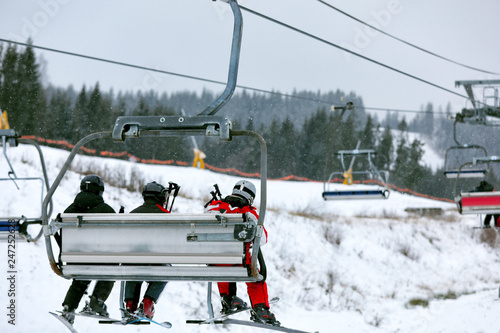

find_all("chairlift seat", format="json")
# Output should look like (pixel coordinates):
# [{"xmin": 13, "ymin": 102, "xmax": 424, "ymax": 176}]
[
  {"xmin": 54, "ymin": 213, "xmax": 260, "ymax": 281},
  {"xmin": 456, "ymin": 191, "xmax": 500, "ymax": 214},
  {"xmin": 322, "ymin": 189, "xmax": 390, "ymax": 200},
  {"xmin": 444, "ymin": 169, "xmax": 487, "ymax": 179}
]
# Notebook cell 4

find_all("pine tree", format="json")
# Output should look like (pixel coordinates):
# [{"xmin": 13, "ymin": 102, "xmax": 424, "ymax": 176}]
[
  {"xmin": 0, "ymin": 44, "xmax": 19, "ymax": 123},
  {"xmin": 406, "ymin": 139, "xmax": 427, "ymax": 188},
  {"xmin": 376, "ymin": 125, "xmax": 393, "ymax": 171},
  {"xmin": 46, "ymin": 87, "xmax": 73, "ymax": 139},
  {"xmin": 72, "ymin": 86, "xmax": 88, "ymax": 143},
  {"xmin": 276, "ymin": 117, "xmax": 297, "ymax": 178},
  {"xmin": 340, "ymin": 110, "xmax": 357, "ymax": 150},
  {"xmin": 16, "ymin": 40, "xmax": 45, "ymax": 135},
  {"xmin": 358, "ymin": 114, "xmax": 376, "ymax": 172},
  {"xmin": 299, "ymin": 109, "xmax": 330, "ymax": 180}
]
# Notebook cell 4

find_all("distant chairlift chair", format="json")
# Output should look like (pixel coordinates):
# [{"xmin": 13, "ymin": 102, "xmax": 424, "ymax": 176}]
[
  {"xmin": 322, "ymin": 148, "xmax": 390, "ymax": 200},
  {"xmin": 455, "ymin": 156, "xmax": 500, "ymax": 215}
]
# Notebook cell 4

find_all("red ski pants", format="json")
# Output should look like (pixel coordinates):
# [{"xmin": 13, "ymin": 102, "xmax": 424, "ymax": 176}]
[{"xmin": 218, "ymin": 281, "xmax": 269, "ymax": 307}]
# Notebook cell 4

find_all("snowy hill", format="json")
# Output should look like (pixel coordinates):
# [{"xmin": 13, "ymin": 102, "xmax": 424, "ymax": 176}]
[{"xmin": 1, "ymin": 144, "xmax": 500, "ymax": 333}]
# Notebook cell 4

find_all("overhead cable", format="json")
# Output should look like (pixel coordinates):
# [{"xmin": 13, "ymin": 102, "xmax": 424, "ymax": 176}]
[
  {"xmin": 316, "ymin": 0, "xmax": 500, "ymax": 76},
  {"xmin": 0, "ymin": 38, "xmax": 447, "ymax": 115},
  {"xmin": 0, "ymin": 38, "xmax": 342, "ymax": 104},
  {"xmin": 238, "ymin": 5, "xmax": 470, "ymax": 102}
]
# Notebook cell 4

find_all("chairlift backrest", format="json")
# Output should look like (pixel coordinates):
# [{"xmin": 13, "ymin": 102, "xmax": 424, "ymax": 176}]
[{"xmin": 55, "ymin": 213, "xmax": 262, "ymax": 281}]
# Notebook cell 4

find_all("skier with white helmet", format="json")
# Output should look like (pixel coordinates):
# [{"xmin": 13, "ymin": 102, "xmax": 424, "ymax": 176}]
[{"xmin": 204, "ymin": 180, "xmax": 279, "ymax": 326}]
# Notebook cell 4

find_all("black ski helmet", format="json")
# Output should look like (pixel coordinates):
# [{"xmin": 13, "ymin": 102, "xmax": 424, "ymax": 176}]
[
  {"xmin": 80, "ymin": 175, "xmax": 105, "ymax": 196},
  {"xmin": 232, "ymin": 180, "xmax": 256, "ymax": 205},
  {"xmin": 142, "ymin": 181, "xmax": 167, "ymax": 205}
]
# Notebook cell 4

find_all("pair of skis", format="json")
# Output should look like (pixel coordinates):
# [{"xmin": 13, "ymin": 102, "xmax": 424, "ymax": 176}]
[
  {"xmin": 51, "ymin": 298, "xmax": 318, "ymax": 333},
  {"xmin": 186, "ymin": 297, "xmax": 318, "ymax": 333},
  {"xmin": 50, "ymin": 309, "xmax": 172, "ymax": 332}
]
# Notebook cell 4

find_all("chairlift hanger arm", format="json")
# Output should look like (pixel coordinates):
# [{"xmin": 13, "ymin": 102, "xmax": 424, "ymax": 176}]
[
  {"xmin": 231, "ymin": 130, "xmax": 267, "ymax": 279},
  {"xmin": 473, "ymin": 156, "xmax": 500, "ymax": 165},
  {"xmin": 199, "ymin": 0, "xmax": 242, "ymax": 116}
]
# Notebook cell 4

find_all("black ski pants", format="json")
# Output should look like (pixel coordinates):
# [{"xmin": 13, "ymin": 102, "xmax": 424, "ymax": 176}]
[
  {"xmin": 63, "ymin": 280, "xmax": 115, "ymax": 311},
  {"xmin": 124, "ymin": 281, "xmax": 167, "ymax": 305}
]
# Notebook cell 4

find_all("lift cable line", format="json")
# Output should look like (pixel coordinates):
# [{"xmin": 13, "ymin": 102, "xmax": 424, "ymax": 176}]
[
  {"xmin": 316, "ymin": 0, "xmax": 500, "ymax": 76},
  {"xmin": 238, "ymin": 5, "xmax": 470, "ymax": 101},
  {"xmin": 0, "ymin": 38, "xmax": 451, "ymax": 116},
  {"xmin": 0, "ymin": 38, "xmax": 346, "ymax": 105}
]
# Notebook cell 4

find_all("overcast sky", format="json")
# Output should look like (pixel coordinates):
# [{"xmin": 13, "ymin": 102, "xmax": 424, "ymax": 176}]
[{"xmin": 1, "ymin": 0, "xmax": 499, "ymax": 120}]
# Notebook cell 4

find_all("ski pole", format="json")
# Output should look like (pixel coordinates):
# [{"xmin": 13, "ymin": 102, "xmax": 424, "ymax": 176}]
[
  {"xmin": 214, "ymin": 184, "xmax": 222, "ymax": 200},
  {"xmin": 165, "ymin": 182, "xmax": 175, "ymax": 208},
  {"xmin": 169, "ymin": 183, "xmax": 180, "ymax": 212}
]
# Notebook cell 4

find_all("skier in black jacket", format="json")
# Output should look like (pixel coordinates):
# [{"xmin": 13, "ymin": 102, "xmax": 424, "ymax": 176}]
[
  {"xmin": 60, "ymin": 175, "xmax": 116, "ymax": 325},
  {"xmin": 124, "ymin": 181, "xmax": 171, "ymax": 319}
]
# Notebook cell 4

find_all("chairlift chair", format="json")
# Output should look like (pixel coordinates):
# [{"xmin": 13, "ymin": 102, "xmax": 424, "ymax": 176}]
[
  {"xmin": 41, "ymin": 1, "xmax": 269, "ymax": 322},
  {"xmin": 443, "ymin": 108, "xmax": 491, "ymax": 179},
  {"xmin": 454, "ymin": 80, "xmax": 500, "ymax": 126},
  {"xmin": 322, "ymin": 148, "xmax": 390, "ymax": 200},
  {"xmin": 443, "ymin": 144, "xmax": 488, "ymax": 179},
  {"xmin": 0, "ymin": 128, "xmax": 52, "ymax": 242}
]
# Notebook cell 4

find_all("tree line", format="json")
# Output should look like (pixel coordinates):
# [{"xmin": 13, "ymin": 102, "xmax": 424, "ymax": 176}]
[{"xmin": 2, "ymin": 42, "xmax": 497, "ymax": 200}]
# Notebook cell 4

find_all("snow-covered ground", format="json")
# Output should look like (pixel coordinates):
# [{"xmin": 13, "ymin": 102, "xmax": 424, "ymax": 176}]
[{"xmin": 1, "ymin": 143, "xmax": 500, "ymax": 333}]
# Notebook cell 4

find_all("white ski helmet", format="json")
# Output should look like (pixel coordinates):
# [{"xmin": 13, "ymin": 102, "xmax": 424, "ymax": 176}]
[{"xmin": 232, "ymin": 180, "xmax": 256, "ymax": 205}]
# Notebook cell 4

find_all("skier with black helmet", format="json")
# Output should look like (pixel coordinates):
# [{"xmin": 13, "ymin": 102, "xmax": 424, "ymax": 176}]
[
  {"xmin": 204, "ymin": 180, "xmax": 280, "ymax": 326},
  {"xmin": 59, "ymin": 175, "xmax": 116, "ymax": 325},
  {"xmin": 123, "ymin": 181, "xmax": 172, "ymax": 320}
]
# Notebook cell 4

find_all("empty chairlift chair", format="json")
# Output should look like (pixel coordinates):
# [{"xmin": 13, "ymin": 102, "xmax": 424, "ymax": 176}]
[{"xmin": 322, "ymin": 148, "xmax": 390, "ymax": 200}]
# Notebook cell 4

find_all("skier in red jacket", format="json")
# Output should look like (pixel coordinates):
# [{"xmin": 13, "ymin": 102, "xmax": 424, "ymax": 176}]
[{"xmin": 204, "ymin": 180, "xmax": 279, "ymax": 326}]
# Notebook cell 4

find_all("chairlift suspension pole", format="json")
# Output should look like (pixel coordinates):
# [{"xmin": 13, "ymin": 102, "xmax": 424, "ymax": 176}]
[{"xmin": 199, "ymin": 0, "xmax": 242, "ymax": 116}]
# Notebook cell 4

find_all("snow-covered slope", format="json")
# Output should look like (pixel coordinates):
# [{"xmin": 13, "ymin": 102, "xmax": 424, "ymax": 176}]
[{"xmin": 1, "ymin": 144, "xmax": 499, "ymax": 333}]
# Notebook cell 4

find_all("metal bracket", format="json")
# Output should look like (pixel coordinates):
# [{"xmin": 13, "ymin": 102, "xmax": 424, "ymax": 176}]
[
  {"xmin": 112, "ymin": 115, "xmax": 232, "ymax": 142},
  {"xmin": 234, "ymin": 221, "xmax": 256, "ymax": 241},
  {"xmin": 216, "ymin": 215, "xmax": 228, "ymax": 228},
  {"xmin": 186, "ymin": 223, "xmax": 197, "ymax": 241},
  {"xmin": 255, "ymin": 224, "xmax": 264, "ymax": 238}
]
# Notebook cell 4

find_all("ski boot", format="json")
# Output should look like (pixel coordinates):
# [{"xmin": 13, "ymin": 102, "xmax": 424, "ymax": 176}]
[
  {"xmin": 250, "ymin": 304, "xmax": 280, "ymax": 326},
  {"xmin": 61, "ymin": 305, "xmax": 75, "ymax": 325},
  {"xmin": 124, "ymin": 299, "xmax": 138, "ymax": 314},
  {"xmin": 81, "ymin": 295, "xmax": 109, "ymax": 317},
  {"xmin": 137, "ymin": 296, "xmax": 155, "ymax": 319},
  {"xmin": 221, "ymin": 295, "xmax": 247, "ymax": 314}
]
